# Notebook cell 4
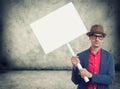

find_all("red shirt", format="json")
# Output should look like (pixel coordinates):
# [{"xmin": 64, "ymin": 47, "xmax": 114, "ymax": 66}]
[{"xmin": 88, "ymin": 48, "xmax": 101, "ymax": 89}]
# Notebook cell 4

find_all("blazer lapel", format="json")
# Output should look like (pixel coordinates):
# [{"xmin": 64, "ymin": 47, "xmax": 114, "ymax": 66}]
[
  {"xmin": 84, "ymin": 49, "xmax": 90, "ymax": 70},
  {"xmin": 100, "ymin": 49, "xmax": 107, "ymax": 73}
]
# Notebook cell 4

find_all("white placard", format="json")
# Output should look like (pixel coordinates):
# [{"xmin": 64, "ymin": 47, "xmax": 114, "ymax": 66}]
[{"xmin": 30, "ymin": 2, "xmax": 87, "ymax": 54}]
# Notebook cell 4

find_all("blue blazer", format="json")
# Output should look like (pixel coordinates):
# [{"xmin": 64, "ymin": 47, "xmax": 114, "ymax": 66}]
[{"xmin": 71, "ymin": 48, "xmax": 115, "ymax": 89}]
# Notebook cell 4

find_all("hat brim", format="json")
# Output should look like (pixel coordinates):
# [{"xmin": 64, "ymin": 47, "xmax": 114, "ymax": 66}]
[{"xmin": 86, "ymin": 32, "xmax": 106, "ymax": 37}]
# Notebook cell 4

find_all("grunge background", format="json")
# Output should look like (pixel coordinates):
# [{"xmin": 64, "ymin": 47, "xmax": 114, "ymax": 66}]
[{"xmin": 0, "ymin": 0, "xmax": 120, "ymax": 89}]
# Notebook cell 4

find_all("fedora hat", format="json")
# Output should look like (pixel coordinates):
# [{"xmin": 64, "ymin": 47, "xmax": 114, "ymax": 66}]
[{"xmin": 87, "ymin": 24, "xmax": 106, "ymax": 37}]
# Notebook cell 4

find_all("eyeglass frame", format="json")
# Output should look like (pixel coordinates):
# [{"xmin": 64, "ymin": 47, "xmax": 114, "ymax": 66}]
[{"xmin": 90, "ymin": 34, "xmax": 105, "ymax": 40}]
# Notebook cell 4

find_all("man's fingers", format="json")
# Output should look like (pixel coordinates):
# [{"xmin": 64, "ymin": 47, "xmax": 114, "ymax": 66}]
[
  {"xmin": 80, "ymin": 68, "xmax": 87, "ymax": 76},
  {"xmin": 71, "ymin": 56, "xmax": 80, "ymax": 61}
]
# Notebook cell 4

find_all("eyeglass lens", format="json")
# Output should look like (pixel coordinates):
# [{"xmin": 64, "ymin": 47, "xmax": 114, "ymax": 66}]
[{"xmin": 92, "ymin": 34, "xmax": 104, "ymax": 40}]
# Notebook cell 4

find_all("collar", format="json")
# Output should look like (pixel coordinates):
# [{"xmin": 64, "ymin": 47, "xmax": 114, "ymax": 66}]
[{"xmin": 90, "ymin": 47, "xmax": 101, "ymax": 56}]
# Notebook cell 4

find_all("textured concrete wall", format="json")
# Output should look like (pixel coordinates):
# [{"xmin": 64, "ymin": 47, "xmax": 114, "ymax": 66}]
[
  {"xmin": 0, "ymin": 0, "xmax": 120, "ymax": 89},
  {"xmin": 0, "ymin": 0, "xmax": 120, "ymax": 69}
]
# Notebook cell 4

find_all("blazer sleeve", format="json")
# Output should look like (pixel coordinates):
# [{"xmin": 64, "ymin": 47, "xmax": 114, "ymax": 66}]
[
  {"xmin": 90, "ymin": 53, "xmax": 115, "ymax": 85},
  {"xmin": 71, "ymin": 52, "xmax": 85, "ymax": 85},
  {"xmin": 71, "ymin": 67, "xmax": 82, "ymax": 84}
]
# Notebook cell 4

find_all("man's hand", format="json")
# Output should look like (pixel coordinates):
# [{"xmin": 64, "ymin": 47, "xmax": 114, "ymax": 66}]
[
  {"xmin": 71, "ymin": 56, "xmax": 80, "ymax": 68},
  {"xmin": 79, "ymin": 68, "xmax": 92, "ymax": 78}
]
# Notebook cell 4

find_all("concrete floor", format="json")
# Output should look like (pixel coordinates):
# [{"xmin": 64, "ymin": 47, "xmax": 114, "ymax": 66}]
[{"xmin": 0, "ymin": 70, "xmax": 119, "ymax": 89}]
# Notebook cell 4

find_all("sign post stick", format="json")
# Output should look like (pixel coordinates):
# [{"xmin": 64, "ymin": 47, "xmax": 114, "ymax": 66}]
[{"xmin": 67, "ymin": 43, "xmax": 89, "ymax": 82}]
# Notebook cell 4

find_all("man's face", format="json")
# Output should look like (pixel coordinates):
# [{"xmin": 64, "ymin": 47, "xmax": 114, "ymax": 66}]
[{"xmin": 89, "ymin": 34, "xmax": 104, "ymax": 48}]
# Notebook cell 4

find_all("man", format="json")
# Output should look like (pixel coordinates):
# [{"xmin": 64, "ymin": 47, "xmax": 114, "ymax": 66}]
[{"xmin": 71, "ymin": 24, "xmax": 115, "ymax": 89}]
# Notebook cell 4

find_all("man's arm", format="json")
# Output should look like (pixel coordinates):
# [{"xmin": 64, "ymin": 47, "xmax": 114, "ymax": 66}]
[
  {"xmin": 91, "ymin": 54, "xmax": 115, "ymax": 85},
  {"xmin": 71, "ymin": 67, "xmax": 81, "ymax": 84},
  {"xmin": 78, "ymin": 53, "xmax": 115, "ymax": 85},
  {"xmin": 71, "ymin": 56, "xmax": 81, "ymax": 84}
]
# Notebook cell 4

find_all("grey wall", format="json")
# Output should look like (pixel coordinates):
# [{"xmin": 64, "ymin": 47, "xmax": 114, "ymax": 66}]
[
  {"xmin": 0, "ymin": 0, "xmax": 120, "ymax": 89},
  {"xmin": 0, "ymin": 0, "xmax": 120, "ymax": 70}
]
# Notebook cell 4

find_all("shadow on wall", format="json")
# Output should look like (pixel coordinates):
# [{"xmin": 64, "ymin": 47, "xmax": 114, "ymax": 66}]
[
  {"xmin": 0, "ymin": 2, "xmax": 5, "ymax": 69},
  {"xmin": 0, "ymin": 1, "xmax": 12, "ymax": 70},
  {"xmin": 114, "ymin": 0, "xmax": 120, "ymax": 71}
]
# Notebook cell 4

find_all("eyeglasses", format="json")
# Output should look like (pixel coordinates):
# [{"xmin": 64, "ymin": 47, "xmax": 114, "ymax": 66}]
[{"xmin": 91, "ymin": 34, "xmax": 104, "ymax": 40}]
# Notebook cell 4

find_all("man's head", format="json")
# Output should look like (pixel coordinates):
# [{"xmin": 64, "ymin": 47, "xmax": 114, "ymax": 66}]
[{"xmin": 87, "ymin": 24, "xmax": 106, "ymax": 48}]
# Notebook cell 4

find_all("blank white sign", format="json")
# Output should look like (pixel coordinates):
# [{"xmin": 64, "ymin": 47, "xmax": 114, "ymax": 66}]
[{"xmin": 30, "ymin": 2, "xmax": 87, "ymax": 54}]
